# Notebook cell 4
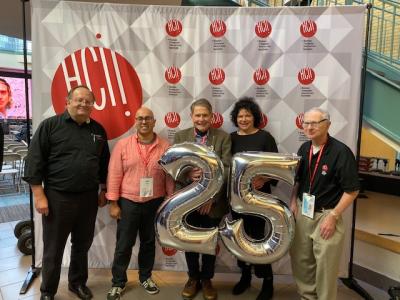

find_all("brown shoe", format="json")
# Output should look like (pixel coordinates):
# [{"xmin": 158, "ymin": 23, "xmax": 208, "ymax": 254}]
[
  {"xmin": 182, "ymin": 278, "xmax": 200, "ymax": 300},
  {"xmin": 202, "ymin": 279, "xmax": 217, "ymax": 300}
]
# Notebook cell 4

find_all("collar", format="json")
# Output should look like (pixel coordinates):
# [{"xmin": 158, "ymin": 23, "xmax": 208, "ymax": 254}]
[
  {"xmin": 309, "ymin": 134, "xmax": 331, "ymax": 156},
  {"xmin": 194, "ymin": 127, "xmax": 209, "ymax": 137},
  {"xmin": 135, "ymin": 133, "xmax": 158, "ymax": 145},
  {"xmin": 63, "ymin": 110, "xmax": 91, "ymax": 125}
]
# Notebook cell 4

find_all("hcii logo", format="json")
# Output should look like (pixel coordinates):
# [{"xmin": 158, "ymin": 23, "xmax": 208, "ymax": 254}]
[
  {"xmin": 162, "ymin": 247, "xmax": 177, "ymax": 256},
  {"xmin": 259, "ymin": 113, "xmax": 268, "ymax": 129},
  {"xmin": 210, "ymin": 19, "xmax": 227, "ymax": 38},
  {"xmin": 165, "ymin": 66, "xmax": 182, "ymax": 84},
  {"xmin": 255, "ymin": 20, "xmax": 272, "ymax": 38},
  {"xmin": 211, "ymin": 112, "xmax": 224, "ymax": 128},
  {"xmin": 165, "ymin": 19, "xmax": 182, "ymax": 37},
  {"xmin": 164, "ymin": 112, "xmax": 181, "ymax": 128},
  {"xmin": 300, "ymin": 19, "xmax": 317, "ymax": 38},
  {"xmin": 51, "ymin": 46, "xmax": 142, "ymax": 140},
  {"xmin": 209, "ymin": 68, "xmax": 225, "ymax": 85},
  {"xmin": 253, "ymin": 68, "xmax": 270, "ymax": 85},
  {"xmin": 298, "ymin": 67, "xmax": 315, "ymax": 85},
  {"xmin": 296, "ymin": 113, "xmax": 304, "ymax": 129}
]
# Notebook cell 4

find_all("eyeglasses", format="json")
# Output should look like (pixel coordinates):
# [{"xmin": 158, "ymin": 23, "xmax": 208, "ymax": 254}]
[
  {"xmin": 73, "ymin": 99, "xmax": 95, "ymax": 106},
  {"xmin": 302, "ymin": 119, "xmax": 327, "ymax": 128},
  {"xmin": 136, "ymin": 116, "xmax": 154, "ymax": 122}
]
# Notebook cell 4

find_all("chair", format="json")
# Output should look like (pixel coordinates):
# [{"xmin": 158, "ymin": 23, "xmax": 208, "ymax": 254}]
[
  {"xmin": 1, "ymin": 153, "xmax": 22, "ymax": 193},
  {"xmin": 6, "ymin": 143, "xmax": 26, "ymax": 152},
  {"xmin": 11, "ymin": 145, "xmax": 28, "ymax": 153},
  {"xmin": 15, "ymin": 149, "xmax": 28, "ymax": 193}
]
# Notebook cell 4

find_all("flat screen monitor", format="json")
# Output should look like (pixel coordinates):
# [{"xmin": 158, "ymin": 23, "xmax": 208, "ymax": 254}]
[{"xmin": 0, "ymin": 76, "xmax": 32, "ymax": 120}]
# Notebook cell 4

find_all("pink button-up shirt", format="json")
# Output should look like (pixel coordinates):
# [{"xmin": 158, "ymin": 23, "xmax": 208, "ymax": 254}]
[{"xmin": 106, "ymin": 134, "xmax": 174, "ymax": 203}]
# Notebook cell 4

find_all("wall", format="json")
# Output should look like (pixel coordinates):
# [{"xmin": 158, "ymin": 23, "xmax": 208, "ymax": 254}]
[
  {"xmin": 355, "ymin": 191, "xmax": 400, "ymax": 282},
  {"xmin": 0, "ymin": 51, "xmax": 31, "ymax": 72},
  {"xmin": 360, "ymin": 126, "xmax": 397, "ymax": 171}
]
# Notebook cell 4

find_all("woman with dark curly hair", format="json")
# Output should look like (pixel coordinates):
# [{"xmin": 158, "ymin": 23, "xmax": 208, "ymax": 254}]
[{"xmin": 229, "ymin": 96, "xmax": 278, "ymax": 300}]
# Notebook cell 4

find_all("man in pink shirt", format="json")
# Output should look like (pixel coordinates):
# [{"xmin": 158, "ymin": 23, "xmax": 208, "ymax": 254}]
[{"xmin": 106, "ymin": 107, "xmax": 174, "ymax": 300}]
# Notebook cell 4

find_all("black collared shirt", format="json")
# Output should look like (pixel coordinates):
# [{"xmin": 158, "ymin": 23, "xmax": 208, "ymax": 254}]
[
  {"xmin": 24, "ymin": 111, "xmax": 110, "ymax": 192},
  {"xmin": 295, "ymin": 136, "xmax": 360, "ymax": 210}
]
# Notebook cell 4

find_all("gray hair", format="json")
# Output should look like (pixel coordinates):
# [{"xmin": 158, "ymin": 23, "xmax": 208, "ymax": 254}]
[
  {"xmin": 305, "ymin": 107, "xmax": 330, "ymax": 121},
  {"xmin": 190, "ymin": 98, "xmax": 213, "ymax": 114}
]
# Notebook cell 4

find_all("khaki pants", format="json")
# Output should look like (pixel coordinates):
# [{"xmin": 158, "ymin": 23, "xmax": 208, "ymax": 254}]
[{"xmin": 290, "ymin": 201, "xmax": 345, "ymax": 300}]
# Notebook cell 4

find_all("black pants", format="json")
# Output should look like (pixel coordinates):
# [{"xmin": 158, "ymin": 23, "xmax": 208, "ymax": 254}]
[
  {"xmin": 40, "ymin": 189, "xmax": 98, "ymax": 296},
  {"xmin": 111, "ymin": 197, "xmax": 163, "ymax": 287},
  {"xmin": 185, "ymin": 210, "xmax": 220, "ymax": 280},
  {"xmin": 231, "ymin": 211, "xmax": 273, "ymax": 279}
]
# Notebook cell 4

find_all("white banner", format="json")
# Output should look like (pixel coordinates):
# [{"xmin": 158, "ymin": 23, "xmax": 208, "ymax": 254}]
[{"xmin": 31, "ymin": 0, "xmax": 365, "ymax": 276}]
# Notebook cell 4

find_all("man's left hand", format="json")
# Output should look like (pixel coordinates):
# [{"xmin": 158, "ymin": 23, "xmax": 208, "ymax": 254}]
[
  {"xmin": 98, "ymin": 190, "xmax": 107, "ymax": 207},
  {"xmin": 319, "ymin": 213, "xmax": 337, "ymax": 240},
  {"xmin": 198, "ymin": 200, "xmax": 213, "ymax": 215}
]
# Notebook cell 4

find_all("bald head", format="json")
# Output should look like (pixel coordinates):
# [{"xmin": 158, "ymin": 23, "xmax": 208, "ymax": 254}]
[{"xmin": 135, "ymin": 106, "xmax": 154, "ymax": 119}]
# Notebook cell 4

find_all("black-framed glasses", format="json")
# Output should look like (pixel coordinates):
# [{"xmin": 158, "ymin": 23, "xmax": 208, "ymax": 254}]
[
  {"xmin": 135, "ymin": 116, "xmax": 154, "ymax": 122},
  {"xmin": 302, "ymin": 119, "xmax": 327, "ymax": 128}
]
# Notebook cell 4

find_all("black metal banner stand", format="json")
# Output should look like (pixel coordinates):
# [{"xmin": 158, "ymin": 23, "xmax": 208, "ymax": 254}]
[
  {"xmin": 19, "ymin": 0, "xmax": 41, "ymax": 294},
  {"xmin": 340, "ymin": 3, "xmax": 373, "ymax": 300}
]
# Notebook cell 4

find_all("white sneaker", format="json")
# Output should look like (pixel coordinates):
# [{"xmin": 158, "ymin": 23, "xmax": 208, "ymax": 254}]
[
  {"xmin": 140, "ymin": 277, "xmax": 160, "ymax": 294},
  {"xmin": 106, "ymin": 286, "xmax": 125, "ymax": 300}
]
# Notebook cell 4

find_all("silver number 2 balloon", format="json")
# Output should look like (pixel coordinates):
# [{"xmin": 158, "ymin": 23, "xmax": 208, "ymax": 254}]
[
  {"xmin": 156, "ymin": 142, "xmax": 224, "ymax": 255},
  {"xmin": 220, "ymin": 152, "xmax": 300, "ymax": 264}
]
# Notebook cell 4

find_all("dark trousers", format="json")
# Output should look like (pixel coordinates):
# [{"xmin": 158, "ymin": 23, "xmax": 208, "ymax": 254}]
[
  {"xmin": 40, "ymin": 189, "xmax": 98, "ymax": 296},
  {"xmin": 185, "ymin": 210, "xmax": 220, "ymax": 280},
  {"xmin": 112, "ymin": 197, "xmax": 163, "ymax": 286},
  {"xmin": 231, "ymin": 211, "xmax": 273, "ymax": 279}
]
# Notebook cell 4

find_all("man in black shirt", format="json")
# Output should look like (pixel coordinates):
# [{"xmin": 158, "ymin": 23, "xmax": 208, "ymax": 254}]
[
  {"xmin": 289, "ymin": 107, "xmax": 359, "ymax": 300},
  {"xmin": 24, "ymin": 86, "xmax": 110, "ymax": 300}
]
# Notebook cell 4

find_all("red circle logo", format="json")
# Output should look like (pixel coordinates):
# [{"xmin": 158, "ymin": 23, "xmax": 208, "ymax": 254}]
[
  {"xmin": 255, "ymin": 20, "xmax": 272, "ymax": 38},
  {"xmin": 253, "ymin": 68, "xmax": 270, "ymax": 85},
  {"xmin": 300, "ymin": 19, "xmax": 317, "ymax": 38},
  {"xmin": 211, "ymin": 112, "xmax": 223, "ymax": 129},
  {"xmin": 296, "ymin": 113, "xmax": 304, "ymax": 129},
  {"xmin": 162, "ymin": 247, "xmax": 177, "ymax": 256},
  {"xmin": 51, "ymin": 47, "xmax": 142, "ymax": 140},
  {"xmin": 165, "ymin": 66, "xmax": 182, "ymax": 84},
  {"xmin": 210, "ymin": 20, "xmax": 226, "ymax": 38},
  {"xmin": 164, "ymin": 112, "xmax": 181, "ymax": 128},
  {"xmin": 166, "ymin": 19, "xmax": 182, "ymax": 37},
  {"xmin": 209, "ymin": 68, "xmax": 225, "ymax": 85},
  {"xmin": 298, "ymin": 68, "xmax": 315, "ymax": 85},
  {"xmin": 259, "ymin": 113, "xmax": 268, "ymax": 129}
]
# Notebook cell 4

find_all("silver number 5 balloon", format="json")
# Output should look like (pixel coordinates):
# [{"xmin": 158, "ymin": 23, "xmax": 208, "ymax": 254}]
[
  {"xmin": 219, "ymin": 152, "xmax": 300, "ymax": 264},
  {"xmin": 156, "ymin": 142, "xmax": 224, "ymax": 255}
]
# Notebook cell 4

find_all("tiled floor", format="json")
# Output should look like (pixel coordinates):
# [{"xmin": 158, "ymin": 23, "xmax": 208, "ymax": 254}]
[{"xmin": 0, "ymin": 221, "xmax": 389, "ymax": 300}]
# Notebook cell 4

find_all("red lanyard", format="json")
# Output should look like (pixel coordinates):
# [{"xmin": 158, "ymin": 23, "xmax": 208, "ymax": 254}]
[
  {"xmin": 308, "ymin": 143, "xmax": 325, "ymax": 193},
  {"xmin": 136, "ymin": 136, "xmax": 153, "ymax": 170},
  {"xmin": 193, "ymin": 128, "xmax": 207, "ymax": 145}
]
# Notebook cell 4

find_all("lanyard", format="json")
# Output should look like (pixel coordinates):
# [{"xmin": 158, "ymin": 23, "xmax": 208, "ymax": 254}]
[
  {"xmin": 193, "ymin": 128, "xmax": 208, "ymax": 145},
  {"xmin": 308, "ymin": 143, "xmax": 325, "ymax": 193},
  {"xmin": 135, "ymin": 136, "xmax": 153, "ymax": 173}
]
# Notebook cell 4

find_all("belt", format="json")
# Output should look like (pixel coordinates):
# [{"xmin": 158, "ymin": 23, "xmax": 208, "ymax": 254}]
[{"xmin": 314, "ymin": 206, "xmax": 335, "ymax": 213}]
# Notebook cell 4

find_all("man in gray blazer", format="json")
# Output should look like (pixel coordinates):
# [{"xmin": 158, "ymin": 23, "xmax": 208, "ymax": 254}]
[{"xmin": 174, "ymin": 98, "xmax": 231, "ymax": 300}]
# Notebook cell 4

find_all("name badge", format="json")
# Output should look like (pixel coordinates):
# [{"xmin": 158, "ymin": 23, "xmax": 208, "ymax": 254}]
[
  {"xmin": 302, "ymin": 193, "xmax": 315, "ymax": 219},
  {"xmin": 140, "ymin": 177, "xmax": 154, "ymax": 197}
]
